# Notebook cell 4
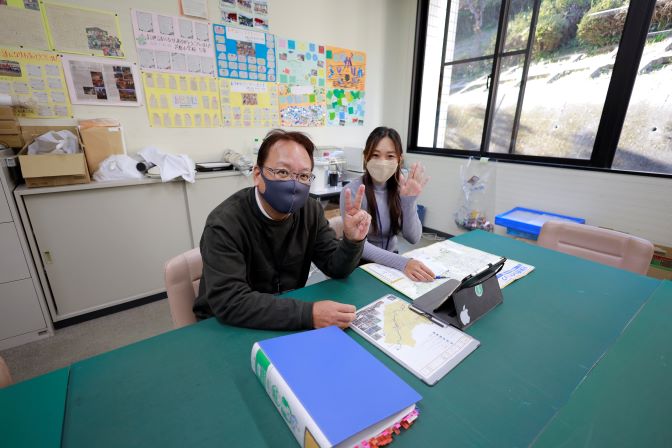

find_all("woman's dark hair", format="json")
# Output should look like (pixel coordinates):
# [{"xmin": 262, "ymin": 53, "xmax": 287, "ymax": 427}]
[
  {"xmin": 362, "ymin": 126, "xmax": 403, "ymax": 238},
  {"xmin": 256, "ymin": 129, "xmax": 315, "ymax": 169}
]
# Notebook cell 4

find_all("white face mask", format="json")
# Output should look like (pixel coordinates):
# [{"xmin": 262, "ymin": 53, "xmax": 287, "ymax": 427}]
[{"xmin": 366, "ymin": 159, "xmax": 398, "ymax": 184}]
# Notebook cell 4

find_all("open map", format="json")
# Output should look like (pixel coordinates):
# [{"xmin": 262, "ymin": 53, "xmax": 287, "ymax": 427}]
[
  {"xmin": 361, "ymin": 240, "xmax": 534, "ymax": 300},
  {"xmin": 350, "ymin": 295, "xmax": 480, "ymax": 385}
]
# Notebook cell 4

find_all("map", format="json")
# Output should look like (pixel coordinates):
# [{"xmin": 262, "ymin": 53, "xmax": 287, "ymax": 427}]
[
  {"xmin": 361, "ymin": 240, "xmax": 534, "ymax": 300},
  {"xmin": 351, "ymin": 295, "xmax": 480, "ymax": 385}
]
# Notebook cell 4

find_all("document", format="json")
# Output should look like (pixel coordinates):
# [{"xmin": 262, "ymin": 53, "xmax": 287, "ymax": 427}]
[
  {"xmin": 360, "ymin": 239, "xmax": 534, "ymax": 300},
  {"xmin": 351, "ymin": 294, "xmax": 480, "ymax": 385}
]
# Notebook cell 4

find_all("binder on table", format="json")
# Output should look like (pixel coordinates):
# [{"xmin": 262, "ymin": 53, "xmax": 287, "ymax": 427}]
[{"xmin": 251, "ymin": 326, "xmax": 422, "ymax": 448}]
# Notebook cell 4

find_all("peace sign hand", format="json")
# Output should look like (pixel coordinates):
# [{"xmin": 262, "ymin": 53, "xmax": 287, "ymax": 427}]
[
  {"xmin": 400, "ymin": 162, "xmax": 429, "ymax": 197},
  {"xmin": 342, "ymin": 185, "xmax": 371, "ymax": 242}
]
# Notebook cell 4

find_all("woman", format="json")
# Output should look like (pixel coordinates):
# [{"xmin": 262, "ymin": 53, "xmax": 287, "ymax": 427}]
[{"xmin": 339, "ymin": 127, "xmax": 435, "ymax": 281}]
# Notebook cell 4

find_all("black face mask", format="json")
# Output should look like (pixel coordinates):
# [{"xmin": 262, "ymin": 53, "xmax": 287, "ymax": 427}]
[{"xmin": 260, "ymin": 171, "xmax": 311, "ymax": 214}]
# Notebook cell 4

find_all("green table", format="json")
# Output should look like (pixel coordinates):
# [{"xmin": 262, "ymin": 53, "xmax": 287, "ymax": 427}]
[
  {"xmin": 5, "ymin": 231, "xmax": 669, "ymax": 447},
  {"xmin": 0, "ymin": 367, "xmax": 69, "ymax": 448}
]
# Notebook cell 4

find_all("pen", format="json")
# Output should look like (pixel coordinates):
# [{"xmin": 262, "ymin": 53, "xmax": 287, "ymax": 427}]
[{"xmin": 435, "ymin": 276, "xmax": 447, "ymax": 279}]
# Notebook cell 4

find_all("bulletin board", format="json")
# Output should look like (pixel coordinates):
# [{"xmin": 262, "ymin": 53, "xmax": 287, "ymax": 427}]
[
  {"xmin": 278, "ymin": 83, "xmax": 325, "ymax": 127},
  {"xmin": 276, "ymin": 37, "xmax": 325, "ymax": 87},
  {"xmin": 220, "ymin": 78, "xmax": 278, "ymax": 127},
  {"xmin": 0, "ymin": 0, "xmax": 50, "ymax": 50},
  {"xmin": 213, "ymin": 24, "xmax": 276, "ymax": 82},
  {"xmin": 326, "ymin": 88, "xmax": 364, "ymax": 126},
  {"xmin": 325, "ymin": 46, "xmax": 366, "ymax": 91}
]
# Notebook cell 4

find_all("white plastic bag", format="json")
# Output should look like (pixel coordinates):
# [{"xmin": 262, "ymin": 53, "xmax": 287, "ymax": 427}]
[
  {"xmin": 27, "ymin": 130, "xmax": 79, "ymax": 155},
  {"xmin": 138, "ymin": 147, "xmax": 196, "ymax": 183},
  {"xmin": 454, "ymin": 157, "xmax": 496, "ymax": 232},
  {"xmin": 93, "ymin": 155, "xmax": 144, "ymax": 182}
]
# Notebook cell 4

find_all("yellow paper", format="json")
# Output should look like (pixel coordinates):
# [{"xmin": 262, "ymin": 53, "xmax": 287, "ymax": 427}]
[
  {"xmin": 142, "ymin": 72, "xmax": 221, "ymax": 128},
  {"xmin": 43, "ymin": 2, "xmax": 124, "ymax": 58},
  {"xmin": 0, "ymin": 47, "xmax": 72, "ymax": 118},
  {"xmin": 0, "ymin": 2, "xmax": 50, "ymax": 50},
  {"xmin": 220, "ymin": 79, "xmax": 279, "ymax": 128},
  {"xmin": 325, "ymin": 46, "xmax": 366, "ymax": 91}
]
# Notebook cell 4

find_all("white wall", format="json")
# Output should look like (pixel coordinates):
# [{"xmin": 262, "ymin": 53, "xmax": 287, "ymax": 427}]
[{"xmin": 20, "ymin": 0, "xmax": 397, "ymax": 161}]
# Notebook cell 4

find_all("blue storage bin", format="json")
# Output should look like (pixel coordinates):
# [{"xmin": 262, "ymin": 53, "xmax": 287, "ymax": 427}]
[{"xmin": 495, "ymin": 207, "xmax": 585, "ymax": 240}]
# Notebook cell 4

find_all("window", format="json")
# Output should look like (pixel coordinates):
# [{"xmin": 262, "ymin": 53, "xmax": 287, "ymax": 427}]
[{"xmin": 409, "ymin": 0, "xmax": 671, "ymax": 176}]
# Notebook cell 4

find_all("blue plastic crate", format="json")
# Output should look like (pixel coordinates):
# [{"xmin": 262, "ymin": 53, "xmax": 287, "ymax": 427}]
[{"xmin": 495, "ymin": 207, "xmax": 585, "ymax": 240}]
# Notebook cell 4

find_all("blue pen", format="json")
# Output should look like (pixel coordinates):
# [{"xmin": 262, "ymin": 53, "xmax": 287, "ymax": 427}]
[{"xmin": 435, "ymin": 276, "xmax": 447, "ymax": 279}]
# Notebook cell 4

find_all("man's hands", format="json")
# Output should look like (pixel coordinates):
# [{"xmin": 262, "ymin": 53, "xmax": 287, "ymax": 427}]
[
  {"xmin": 399, "ymin": 162, "xmax": 429, "ymax": 197},
  {"xmin": 403, "ymin": 259, "xmax": 435, "ymax": 282},
  {"xmin": 342, "ymin": 184, "xmax": 371, "ymax": 241},
  {"xmin": 313, "ymin": 300, "xmax": 356, "ymax": 329}
]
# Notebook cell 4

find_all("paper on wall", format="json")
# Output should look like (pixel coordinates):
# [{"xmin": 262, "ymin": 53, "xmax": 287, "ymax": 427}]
[
  {"xmin": 0, "ymin": 1, "xmax": 50, "ymax": 50},
  {"xmin": 142, "ymin": 71, "xmax": 221, "ymax": 128},
  {"xmin": 0, "ymin": 47, "xmax": 71, "ymax": 118},
  {"xmin": 43, "ymin": 2, "xmax": 124, "ymax": 57},
  {"xmin": 275, "ymin": 37, "xmax": 325, "ymax": 87},
  {"xmin": 132, "ymin": 9, "xmax": 215, "ymax": 75},
  {"xmin": 277, "ymin": 83, "xmax": 325, "ymax": 127},
  {"xmin": 220, "ymin": 79, "xmax": 278, "ymax": 127},
  {"xmin": 326, "ymin": 88, "xmax": 364, "ymax": 126},
  {"xmin": 61, "ymin": 55, "xmax": 142, "ymax": 106},
  {"xmin": 180, "ymin": 0, "xmax": 209, "ymax": 20},
  {"xmin": 325, "ymin": 46, "xmax": 366, "ymax": 91},
  {"xmin": 219, "ymin": 0, "xmax": 269, "ymax": 31},
  {"xmin": 213, "ymin": 24, "xmax": 275, "ymax": 82}
]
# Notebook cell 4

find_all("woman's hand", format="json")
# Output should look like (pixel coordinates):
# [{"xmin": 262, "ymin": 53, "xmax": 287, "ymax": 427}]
[
  {"xmin": 403, "ymin": 259, "xmax": 435, "ymax": 282},
  {"xmin": 399, "ymin": 162, "xmax": 429, "ymax": 197}
]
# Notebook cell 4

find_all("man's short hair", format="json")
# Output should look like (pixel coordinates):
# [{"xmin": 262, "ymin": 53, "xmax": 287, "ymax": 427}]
[{"xmin": 256, "ymin": 129, "xmax": 315, "ymax": 169}]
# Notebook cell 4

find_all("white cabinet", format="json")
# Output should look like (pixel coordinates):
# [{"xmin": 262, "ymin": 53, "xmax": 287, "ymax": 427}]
[
  {"xmin": 22, "ymin": 182, "xmax": 192, "ymax": 319},
  {"xmin": 0, "ymin": 150, "xmax": 52, "ymax": 350},
  {"xmin": 186, "ymin": 172, "xmax": 252, "ymax": 246}
]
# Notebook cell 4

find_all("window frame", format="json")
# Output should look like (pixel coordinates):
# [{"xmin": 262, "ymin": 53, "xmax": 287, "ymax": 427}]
[{"xmin": 407, "ymin": 0, "xmax": 670, "ymax": 179}]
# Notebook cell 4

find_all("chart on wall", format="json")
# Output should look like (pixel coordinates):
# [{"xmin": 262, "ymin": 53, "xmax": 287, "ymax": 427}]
[
  {"xmin": 276, "ymin": 37, "xmax": 325, "ymax": 87},
  {"xmin": 220, "ymin": 79, "xmax": 278, "ymax": 127},
  {"xmin": 278, "ymin": 84, "xmax": 325, "ymax": 127},
  {"xmin": 131, "ymin": 9, "xmax": 215, "ymax": 76},
  {"xmin": 0, "ymin": 47, "xmax": 71, "ymax": 118},
  {"xmin": 213, "ymin": 25, "xmax": 275, "ymax": 81},
  {"xmin": 61, "ymin": 55, "xmax": 141, "ymax": 106},
  {"xmin": 43, "ymin": 2, "xmax": 124, "ymax": 57},
  {"xmin": 142, "ymin": 72, "xmax": 221, "ymax": 128},
  {"xmin": 0, "ymin": 0, "xmax": 50, "ymax": 50},
  {"xmin": 325, "ymin": 46, "xmax": 366, "ymax": 91},
  {"xmin": 326, "ymin": 89, "xmax": 364, "ymax": 126},
  {"xmin": 219, "ymin": 0, "xmax": 269, "ymax": 30}
]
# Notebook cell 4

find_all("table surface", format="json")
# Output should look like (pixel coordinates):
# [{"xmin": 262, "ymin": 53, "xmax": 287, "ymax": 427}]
[{"xmin": 2, "ymin": 230, "xmax": 669, "ymax": 448}]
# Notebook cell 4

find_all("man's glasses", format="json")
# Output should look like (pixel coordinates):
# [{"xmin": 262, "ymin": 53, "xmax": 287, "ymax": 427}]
[{"xmin": 262, "ymin": 166, "xmax": 316, "ymax": 185}]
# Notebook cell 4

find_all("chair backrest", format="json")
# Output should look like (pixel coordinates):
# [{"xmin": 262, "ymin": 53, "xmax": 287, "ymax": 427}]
[
  {"xmin": 164, "ymin": 248, "xmax": 202, "ymax": 328},
  {"xmin": 537, "ymin": 221, "xmax": 654, "ymax": 275},
  {"xmin": 0, "ymin": 355, "xmax": 12, "ymax": 388},
  {"xmin": 328, "ymin": 215, "xmax": 344, "ymax": 239}
]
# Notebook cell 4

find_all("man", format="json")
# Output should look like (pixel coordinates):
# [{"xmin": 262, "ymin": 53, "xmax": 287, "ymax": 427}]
[{"xmin": 193, "ymin": 129, "xmax": 371, "ymax": 330}]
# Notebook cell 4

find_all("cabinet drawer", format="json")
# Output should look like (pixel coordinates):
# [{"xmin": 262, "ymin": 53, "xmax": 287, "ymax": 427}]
[
  {"xmin": 0, "ymin": 278, "xmax": 46, "ymax": 341},
  {"xmin": 0, "ymin": 222, "xmax": 30, "ymax": 283}
]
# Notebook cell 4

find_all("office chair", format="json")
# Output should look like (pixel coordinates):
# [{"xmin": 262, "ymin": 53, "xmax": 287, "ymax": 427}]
[
  {"xmin": 0, "ymin": 355, "xmax": 12, "ymax": 388},
  {"xmin": 328, "ymin": 216, "xmax": 344, "ymax": 239},
  {"xmin": 537, "ymin": 221, "xmax": 654, "ymax": 275},
  {"xmin": 164, "ymin": 248, "xmax": 202, "ymax": 328}
]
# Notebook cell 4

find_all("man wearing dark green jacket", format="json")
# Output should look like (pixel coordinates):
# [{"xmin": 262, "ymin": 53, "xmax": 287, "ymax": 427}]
[{"xmin": 193, "ymin": 129, "xmax": 371, "ymax": 330}]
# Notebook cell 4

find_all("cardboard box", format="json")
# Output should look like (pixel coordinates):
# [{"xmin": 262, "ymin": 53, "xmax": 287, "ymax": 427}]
[
  {"xmin": 0, "ymin": 106, "xmax": 15, "ymax": 119},
  {"xmin": 18, "ymin": 126, "xmax": 90, "ymax": 188},
  {"xmin": 79, "ymin": 125, "xmax": 126, "ymax": 174},
  {"xmin": 648, "ymin": 244, "xmax": 672, "ymax": 280}
]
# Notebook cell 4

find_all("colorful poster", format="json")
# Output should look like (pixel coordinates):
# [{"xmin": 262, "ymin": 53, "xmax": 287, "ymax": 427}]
[
  {"xmin": 220, "ymin": 79, "xmax": 278, "ymax": 127},
  {"xmin": 43, "ymin": 2, "xmax": 124, "ymax": 57},
  {"xmin": 213, "ymin": 25, "xmax": 275, "ymax": 81},
  {"xmin": 326, "ymin": 89, "xmax": 365, "ymax": 126},
  {"xmin": 0, "ymin": 47, "xmax": 71, "ymax": 118},
  {"xmin": 278, "ymin": 84, "xmax": 325, "ymax": 127},
  {"xmin": 0, "ymin": 1, "xmax": 50, "ymax": 50},
  {"xmin": 61, "ymin": 55, "xmax": 141, "ymax": 106},
  {"xmin": 219, "ymin": 0, "xmax": 269, "ymax": 30},
  {"xmin": 325, "ymin": 46, "xmax": 366, "ymax": 91},
  {"xmin": 142, "ymin": 72, "xmax": 221, "ymax": 128},
  {"xmin": 132, "ymin": 9, "xmax": 215, "ymax": 76},
  {"xmin": 276, "ymin": 37, "xmax": 325, "ymax": 87}
]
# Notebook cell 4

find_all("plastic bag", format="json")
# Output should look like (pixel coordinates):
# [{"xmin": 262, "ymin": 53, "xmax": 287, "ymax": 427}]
[
  {"xmin": 222, "ymin": 149, "xmax": 253, "ymax": 176},
  {"xmin": 27, "ymin": 130, "xmax": 79, "ymax": 155},
  {"xmin": 454, "ymin": 157, "xmax": 496, "ymax": 232},
  {"xmin": 93, "ymin": 155, "xmax": 144, "ymax": 182}
]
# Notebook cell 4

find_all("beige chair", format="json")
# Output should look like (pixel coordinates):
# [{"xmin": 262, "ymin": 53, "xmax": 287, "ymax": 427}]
[
  {"xmin": 328, "ymin": 216, "xmax": 344, "ymax": 239},
  {"xmin": 0, "ymin": 355, "xmax": 12, "ymax": 388},
  {"xmin": 164, "ymin": 248, "xmax": 202, "ymax": 328},
  {"xmin": 537, "ymin": 221, "xmax": 654, "ymax": 275}
]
